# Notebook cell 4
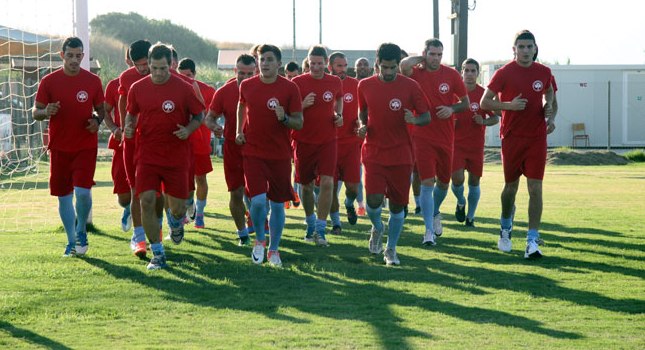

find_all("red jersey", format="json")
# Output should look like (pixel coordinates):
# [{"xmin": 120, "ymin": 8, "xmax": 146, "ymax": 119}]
[
  {"xmin": 487, "ymin": 61, "xmax": 552, "ymax": 138},
  {"xmin": 358, "ymin": 75, "xmax": 430, "ymax": 166},
  {"xmin": 291, "ymin": 73, "xmax": 343, "ymax": 144},
  {"xmin": 127, "ymin": 75, "xmax": 205, "ymax": 167},
  {"xmin": 35, "ymin": 68, "xmax": 104, "ymax": 152},
  {"xmin": 239, "ymin": 75, "xmax": 302, "ymax": 160},
  {"xmin": 454, "ymin": 84, "xmax": 495, "ymax": 149},
  {"xmin": 336, "ymin": 76, "xmax": 361, "ymax": 145},
  {"xmin": 209, "ymin": 79, "xmax": 239, "ymax": 142},
  {"xmin": 189, "ymin": 80, "xmax": 217, "ymax": 155},
  {"xmin": 105, "ymin": 78, "xmax": 121, "ymax": 150},
  {"xmin": 410, "ymin": 65, "xmax": 467, "ymax": 145},
  {"xmin": 118, "ymin": 66, "xmax": 147, "ymax": 97}
]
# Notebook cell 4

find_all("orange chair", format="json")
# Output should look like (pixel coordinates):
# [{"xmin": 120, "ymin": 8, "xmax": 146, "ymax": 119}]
[{"xmin": 572, "ymin": 123, "xmax": 590, "ymax": 147}]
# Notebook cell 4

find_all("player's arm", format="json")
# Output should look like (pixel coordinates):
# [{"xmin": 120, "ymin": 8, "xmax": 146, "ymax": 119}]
[
  {"xmin": 192, "ymin": 81, "xmax": 205, "ymax": 105},
  {"xmin": 544, "ymin": 85, "xmax": 556, "ymax": 134},
  {"xmin": 204, "ymin": 110, "xmax": 224, "ymax": 137},
  {"xmin": 405, "ymin": 110, "xmax": 430, "ymax": 126},
  {"xmin": 32, "ymin": 101, "xmax": 60, "ymax": 121},
  {"xmin": 333, "ymin": 96, "xmax": 343, "ymax": 127},
  {"xmin": 124, "ymin": 112, "xmax": 137, "ymax": 139},
  {"xmin": 437, "ymin": 94, "xmax": 470, "ymax": 119},
  {"xmin": 480, "ymin": 88, "xmax": 527, "ymax": 112},
  {"xmin": 399, "ymin": 56, "xmax": 424, "ymax": 77},
  {"xmin": 86, "ymin": 102, "xmax": 107, "ymax": 133},
  {"xmin": 118, "ymin": 94, "xmax": 128, "ymax": 130},
  {"xmin": 174, "ymin": 112, "xmax": 204, "ymax": 140},
  {"xmin": 235, "ymin": 101, "xmax": 246, "ymax": 145},
  {"xmin": 357, "ymin": 107, "xmax": 368, "ymax": 138},
  {"xmin": 104, "ymin": 102, "xmax": 122, "ymax": 140}
]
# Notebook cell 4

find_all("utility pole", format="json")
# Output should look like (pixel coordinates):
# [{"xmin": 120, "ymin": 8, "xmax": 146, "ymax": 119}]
[
  {"xmin": 292, "ymin": 0, "xmax": 296, "ymax": 60},
  {"xmin": 319, "ymin": 0, "xmax": 322, "ymax": 44},
  {"xmin": 433, "ymin": 0, "xmax": 439, "ymax": 38},
  {"xmin": 451, "ymin": 0, "xmax": 468, "ymax": 70}
]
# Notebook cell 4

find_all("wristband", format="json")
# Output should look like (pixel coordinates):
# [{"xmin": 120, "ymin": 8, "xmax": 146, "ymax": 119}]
[
  {"xmin": 92, "ymin": 115, "xmax": 103, "ymax": 125},
  {"xmin": 281, "ymin": 115, "xmax": 289, "ymax": 125}
]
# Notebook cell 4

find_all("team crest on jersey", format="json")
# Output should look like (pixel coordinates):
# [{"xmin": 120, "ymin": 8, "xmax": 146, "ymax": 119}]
[
  {"xmin": 343, "ymin": 93, "xmax": 354, "ymax": 103},
  {"xmin": 162, "ymin": 100, "xmax": 175, "ymax": 113},
  {"xmin": 389, "ymin": 98, "xmax": 402, "ymax": 111},
  {"xmin": 532, "ymin": 80, "xmax": 544, "ymax": 92},
  {"xmin": 439, "ymin": 83, "xmax": 450, "ymax": 94},
  {"xmin": 76, "ymin": 91, "xmax": 89, "ymax": 103},
  {"xmin": 267, "ymin": 97, "xmax": 280, "ymax": 110},
  {"xmin": 470, "ymin": 102, "xmax": 480, "ymax": 112},
  {"xmin": 323, "ymin": 91, "xmax": 334, "ymax": 102}
]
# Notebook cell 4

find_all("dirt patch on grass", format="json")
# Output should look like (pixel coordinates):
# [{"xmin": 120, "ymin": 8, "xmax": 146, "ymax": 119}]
[{"xmin": 484, "ymin": 149, "xmax": 629, "ymax": 165}]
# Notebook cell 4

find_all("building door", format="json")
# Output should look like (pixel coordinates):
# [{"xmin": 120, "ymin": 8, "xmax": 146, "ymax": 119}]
[{"xmin": 623, "ymin": 71, "xmax": 645, "ymax": 145}]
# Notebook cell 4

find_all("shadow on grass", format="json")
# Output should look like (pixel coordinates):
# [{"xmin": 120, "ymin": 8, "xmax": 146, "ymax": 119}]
[{"xmin": 0, "ymin": 321, "xmax": 72, "ymax": 350}]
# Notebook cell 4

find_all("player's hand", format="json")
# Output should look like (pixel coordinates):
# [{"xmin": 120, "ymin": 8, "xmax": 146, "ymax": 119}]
[
  {"xmin": 356, "ymin": 124, "xmax": 367, "ymax": 138},
  {"xmin": 46, "ymin": 101, "xmax": 61, "ymax": 117},
  {"xmin": 86, "ymin": 117, "xmax": 100, "ymax": 133},
  {"xmin": 302, "ymin": 92, "xmax": 316, "ymax": 109},
  {"xmin": 472, "ymin": 114, "xmax": 484, "ymax": 125},
  {"xmin": 274, "ymin": 105, "xmax": 285, "ymax": 121},
  {"xmin": 436, "ymin": 105, "xmax": 454, "ymax": 119},
  {"xmin": 333, "ymin": 114, "xmax": 343, "ymax": 127},
  {"xmin": 235, "ymin": 132, "xmax": 246, "ymax": 145},
  {"xmin": 546, "ymin": 118, "xmax": 556, "ymax": 134},
  {"xmin": 113, "ymin": 128, "xmax": 123, "ymax": 142},
  {"xmin": 404, "ymin": 109, "xmax": 416, "ymax": 124},
  {"xmin": 213, "ymin": 124, "xmax": 224, "ymax": 138},
  {"xmin": 173, "ymin": 124, "xmax": 189, "ymax": 140},
  {"xmin": 544, "ymin": 102, "xmax": 554, "ymax": 119},
  {"xmin": 124, "ymin": 125, "xmax": 134, "ymax": 139},
  {"xmin": 509, "ymin": 94, "xmax": 528, "ymax": 111}
]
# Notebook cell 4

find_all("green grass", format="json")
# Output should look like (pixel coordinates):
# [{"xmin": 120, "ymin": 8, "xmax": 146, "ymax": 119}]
[
  {"xmin": 1, "ymin": 159, "xmax": 644, "ymax": 349},
  {"xmin": 623, "ymin": 149, "xmax": 645, "ymax": 162}
]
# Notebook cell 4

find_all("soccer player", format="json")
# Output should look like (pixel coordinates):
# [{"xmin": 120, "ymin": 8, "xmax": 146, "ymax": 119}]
[
  {"xmin": 357, "ymin": 42, "xmax": 431, "ymax": 265},
  {"xmin": 178, "ymin": 58, "xmax": 216, "ymax": 229},
  {"xmin": 205, "ymin": 53, "xmax": 257, "ymax": 246},
  {"xmin": 124, "ymin": 43, "xmax": 205, "ymax": 270},
  {"xmin": 400, "ymin": 38, "xmax": 469, "ymax": 246},
  {"xmin": 32, "ymin": 37, "xmax": 106, "ymax": 257},
  {"xmin": 354, "ymin": 57, "xmax": 371, "ymax": 80},
  {"xmin": 284, "ymin": 61, "xmax": 301, "ymax": 80},
  {"xmin": 450, "ymin": 58, "xmax": 499, "ymax": 227},
  {"xmin": 327, "ymin": 51, "xmax": 361, "ymax": 234},
  {"xmin": 292, "ymin": 45, "xmax": 343, "ymax": 246},
  {"xmin": 480, "ymin": 30, "xmax": 555, "ymax": 259},
  {"xmin": 236, "ymin": 44, "xmax": 303, "ymax": 267}
]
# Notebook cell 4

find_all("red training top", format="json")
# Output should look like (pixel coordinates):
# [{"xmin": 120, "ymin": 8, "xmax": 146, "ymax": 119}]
[
  {"xmin": 454, "ymin": 84, "xmax": 495, "ymax": 150},
  {"xmin": 336, "ymin": 76, "xmax": 361, "ymax": 145},
  {"xmin": 291, "ymin": 73, "xmax": 343, "ymax": 144}
]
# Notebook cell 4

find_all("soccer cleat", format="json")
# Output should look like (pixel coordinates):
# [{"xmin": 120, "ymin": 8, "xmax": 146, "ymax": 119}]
[
  {"xmin": 292, "ymin": 192, "xmax": 301, "ymax": 208},
  {"xmin": 422, "ymin": 230, "xmax": 436, "ymax": 246},
  {"xmin": 465, "ymin": 218, "xmax": 475, "ymax": 227},
  {"xmin": 252, "ymin": 240, "xmax": 266, "ymax": 264},
  {"xmin": 383, "ymin": 247, "xmax": 400, "ymax": 266},
  {"xmin": 63, "ymin": 244, "xmax": 76, "ymax": 257},
  {"xmin": 303, "ymin": 233, "xmax": 315, "ymax": 243},
  {"xmin": 403, "ymin": 205, "xmax": 408, "ymax": 218},
  {"xmin": 314, "ymin": 232, "xmax": 329, "ymax": 247},
  {"xmin": 132, "ymin": 241, "xmax": 147, "ymax": 258},
  {"xmin": 433, "ymin": 213, "xmax": 443, "ymax": 237},
  {"xmin": 238, "ymin": 235, "xmax": 250, "ymax": 246},
  {"xmin": 170, "ymin": 225, "xmax": 185, "ymax": 245},
  {"xmin": 455, "ymin": 204, "xmax": 466, "ymax": 223},
  {"xmin": 284, "ymin": 201, "xmax": 291, "ymax": 209},
  {"xmin": 121, "ymin": 207, "xmax": 132, "ymax": 232},
  {"xmin": 75, "ymin": 232, "xmax": 88, "ymax": 256},
  {"xmin": 369, "ymin": 226, "xmax": 384, "ymax": 254},
  {"xmin": 346, "ymin": 206, "xmax": 358, "ymax": 225},
  {"xmin": 414, "ymin": 206, "xmax": 421, "ymax": 215},
  {"xmin": 357, "ymin": 205, "xmax": 366, "ymax": 216},
  {"xmin": 147, "ymin": 253, "xmax": 168, "ymax": 270},
  {"xmin": 498, "ymin": 228, "xmax": 513, "ymax": 252},
  {"xmin": 194, "ymin": 214, "xmax": 205, "ymax": 229},
  {"xmin": 331, "ymin": 225, "xmax": 342, "ymax": 235},
  {"xmin": 267, "ymin": 250, "xmax": 282, "ymax": 267},
  {"xmin": 524, "ymin": 240, "xmax": 543, "ymax": 259},
  {"xmin": 186, "ymin": 201, "xmax": 196, "ymax": 222}
]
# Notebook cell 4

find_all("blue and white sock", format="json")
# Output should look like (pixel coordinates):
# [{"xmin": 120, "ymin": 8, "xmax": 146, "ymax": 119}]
[
  {"xmin": 250, "ymin": 193, "xmax": 268, "ymax": 241},
  {"xmin": 305, "ymin": 214, "xmax": 316, "ymax": 235},
  {"xmin": 268, "ymin": 201, "xmax": 285, "ymax": 251},
  {"xmin": 58, "ymin": 193, "xmax": 76, "ymax": 245},
  {"xmin": 501, "ymin": 216, "xmax": 513, "ymax": 230},
  {"xmin": 527, "ymin": 229, "xmax": 539, "ymax": 243},
  {"xmin": 315, "ymin": 218, "xmax": 327, "ymax": 238},
  {"xmin": 366, "ymin": 203, "xmax": 383, "ymax": 232},
  {"xmin": 414, "ymin": 195, "xmax": 421, "ymax": 209},
  {"xmin": 451, "ymin": 183, "xmax": 466, "ymax": 206},
  {"xmin": 237, "ymin": 227, "xmax": 249, "ymax": 238},
  {"xmin": 132, "ymin": 226, "xmax": 146, "ymax": 243},
  {"xmin": 74, "ymin": 187, "xmax": 92, "ymax": 235},
  {"xmin": 150, "ymin": 242, "xmax": 165, "ymax": 256},
  {"xmin": 196, "ymin": 199, "xmax": 207, "ymax": 215},
  {"xmin": 344, "ymin": 196, "xmax": 354, "ymax": 209},
  {"xmin": 432, "ymin": 186, "xmax": 448, "ymax": 216},
  {"xmin": 467, "ymin": 185, "xmax": 481, "ymax": 220},
  {"xmin": 387, "ymin": 210, "xmax": 405, "ymax": 249},
  {"xmin": 330, "ymin": 211, "xmax": 341, "ymax": 227},
  {"xmin": 420, "ymin": 184, "xmax": 435, "ymax": 232}
]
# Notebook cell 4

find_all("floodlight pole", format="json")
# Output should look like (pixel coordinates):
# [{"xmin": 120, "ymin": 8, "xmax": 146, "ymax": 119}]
[
  {"xmin": 451, "ymin": 0, "xmax": 468, "ymax": 70},
  {"xmin": 293, "ymin": 0, "xmax": 296, "ymax": 60},
  {"xmin": 319, "ymin": 0, "xmax": 322, "ymax": 44},
  {"xmin": 433, "ymin": 0, "xmax": 439, "ymax": 38},
  {"xmin": 73, "ymin": 0, "xmax": 90, "ymax": 70}
]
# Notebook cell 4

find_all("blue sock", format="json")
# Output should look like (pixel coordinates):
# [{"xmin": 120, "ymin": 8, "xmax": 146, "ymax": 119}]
[
  {"xmin": 196, "ymin": 199, "xmax": 207, "ymax": 215},
  {"xmin": 315, "ymin": 219, "xmax": 327, "ymax": 238},
  {"xmin": 344, "ymin": 196, "xmax": 354, "ymax": 208},
  {"xmin": 501, "ymin": 216, "xmax": 513, "ymax": 230},
  {"xmin": 237, "ymin": 227, "xmax": 249, "ymax": 238},
  {"xmin": 268, "ymin": 201, "xmax": 285, "ymax": 251},
  {"xmin": 186, "ymin": 196, "xmax": 194, "ymax": 207},
  {"xmin": 467, "ymin": 185, "xmax": 481, "ymax": 220},
  {"xmin": 330, "ymin": 211, "xmax": 341, "ymax": 227},
  {"xmin": 527, "ymin": 229, "xmax": 539, "ymax": 242},
  {"xmin": 420, "ymin": 185, "xmax": 435, "ymax": 232},
  {"xmin": 133, "ymin": 226, "xmax": 146, "ymax": 243},
  {"xmin": 366, "ymin": 203, "xmax": 383, "ymax": 232},
  {"xmin": 250, "ymin": 193, "xmax": 268, "ymax": 241},
  {"xmin": 451, "ymin": 183, "xmax": 466, "ymax": 206},
  {"xmin": 432, "ymin": 186, "xmax": 448, "ymax": 216},
  {"xmin": 165, "ymin": 208, "xmax": 172, "ymax": 228},
  {"xmin": 74, "ymin": 187, "xmax": 91, "ymax": 236},
  {"xmin": 356, "ymin": 167, "xmax": 364, "ymax": 203},
  {"xmin": 387, "ymin": 210, "xmax": 405, "ymax": 249},
  {"xmin": 243, "ymin": 195, "xmax": 251, "ymax": 210},
  {"xmin": 58, "ymin": 193, "xmax": 76, "ymax": 245},
  {"xmin": 150, "ymin": 242, "xmax": 165, "ymax": 256},
  {"xmin": 305, "ymin": 214, "xmax": 316, "ymax": 235},
  {"xmin": 414, "ymin": 195, "xmax": 421, "ymax": 209},
  {"xmin": 336, "ymin": 181, "xmax": 343, "ymax": 196}
]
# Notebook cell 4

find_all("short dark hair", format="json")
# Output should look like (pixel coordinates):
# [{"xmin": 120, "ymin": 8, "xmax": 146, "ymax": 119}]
[
  {"xmin": 514, "ymin": 29, "xmax": 536, "ymax": 45},
  {"xmin": 285, "ymin": 61, "xmax": 300, "ymax": 72},
  {"xmin": 424, "ymin": 38, "xmax": 443, "ymax": 51},
  {"xmin": 328, "ymin": 51, "xmax": 346, "ymax": 65},
  {"xmin": 171, "ymin": 48, "xmax": 179, "ymax": 62},
  {"xmin": 62, "ymin": 37, "xmax": 83, "ymax": 52},
  {"xmin": 461, "ymin": 58, "xmax": 479, "ymax": 71},
  {"xmin": 308, "ymin": 45, "xmax": 328, "ymax": 60},
  {"xmin": 237, "ymin": 53, "xmax": 256, "ymax": 66},
  {"xmin": 148, "ymin": 42, "xmax": 172, "ymax": 65},
  {"xmin": 400, "ymin": 49, "xmax": 409, "ymax": 59},
  {"xmin": 377, "ymin": 43, "xmax": 402, "ymax": 63},
  {"xmin": 129, "ymin": 40, "xmax": 151, "ymax": 61},
  {"xmin": 178, "ymin": 58, "xmax": 196, "ymax": 74},
  {"xmin": 258, "ymin": 44, "xmax": 282, "ymax": 62}
]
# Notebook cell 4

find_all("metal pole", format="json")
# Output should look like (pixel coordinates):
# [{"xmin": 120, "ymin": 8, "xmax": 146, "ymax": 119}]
[
  {"xmin": 433, "ymin": 0, "xmax": 439, "ymax": 38},
  {"xmin": 319, "ymin": 0, "xmax": 322, "ymax": 44},
  {"xmin": 73, "ymin": 0, "xmax": 90, "ymax": 70},
  {"xmin": 607, "ymin": 80, "xmax": 611, "ymax": 150},
  {"xmin": 292, "ymin": 0, "xmax": 296, "ymax": 61}
]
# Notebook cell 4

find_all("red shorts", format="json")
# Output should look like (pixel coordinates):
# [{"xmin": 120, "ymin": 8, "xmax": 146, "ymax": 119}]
[
  {"xmin": 295, "ymin": 140, "xmax": 337, "ymax": 184},
  {"xmin": 111, "ymin": 147, "xmax": 130, "ymax": 194},
  {"xmin": 193, "ymin": 153, "xmax": 213, "ymax": 176},
  {"xmin": 501, "ymin": 135, "xmax": 547, "ymax": 182},
  {"xmin": 413, "ymin": 141, "xmax": 453, "ymax": 184},
  {"xmin": 224, "ymin": 139, "xmax": 245, "ymax": 191},
  {"xmin": 135, "ymin": 163, "xmax": 189, "ymax": 199},
  {"xmin": 336, "ymin": 142, "xmax": 361, "ymax": 183},
  {"xmin": 363, "ymin": 161, "xmax": 412, "ymax": 206},
  {"xmin": 123, "ymin": 138, "xmax": 136, "ymax": 189},
  {"xmin": 243, "ymin": 156, "xmax": 293, "ymax": 203},
  {"xmin": 452, "ymin": 143, "xmax": 484, "ymax": 178},
  {"xmin": 49, "ymin": 148, "xmax": 97, "ymax": 196}
]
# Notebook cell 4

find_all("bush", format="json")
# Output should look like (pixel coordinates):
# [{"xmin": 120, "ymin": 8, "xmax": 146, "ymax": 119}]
[{"xmin": 623, "ymin": 149, "xmax": 645, "ymax": 162}]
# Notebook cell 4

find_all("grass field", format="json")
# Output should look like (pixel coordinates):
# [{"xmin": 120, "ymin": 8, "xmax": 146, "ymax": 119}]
[{"xmin": 1, "ymin": 159, "xmax": 644, "ymax": 349}]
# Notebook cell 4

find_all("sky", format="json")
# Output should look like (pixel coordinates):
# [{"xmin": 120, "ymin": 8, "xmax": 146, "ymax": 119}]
[{"xmin": 2, "ymin": 0, "xmax": 644, "ymax": 66}]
